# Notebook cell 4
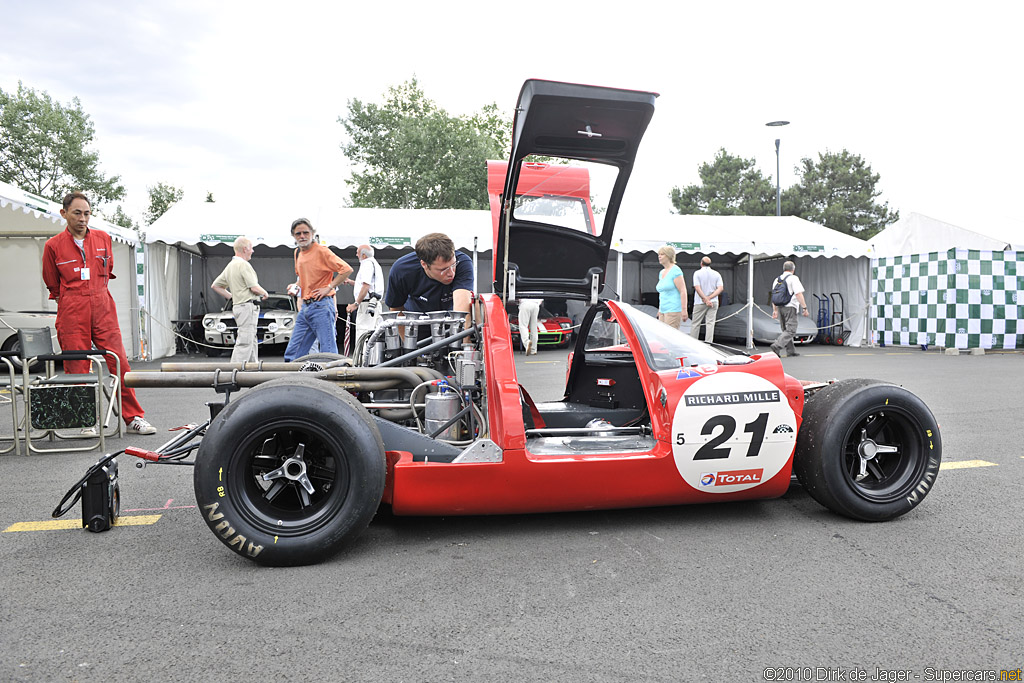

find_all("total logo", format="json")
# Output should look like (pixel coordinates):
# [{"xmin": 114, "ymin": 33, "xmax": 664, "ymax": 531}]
[{"xmin": 699, "ymin": 469, "xmax": 764, "ymax": 487}]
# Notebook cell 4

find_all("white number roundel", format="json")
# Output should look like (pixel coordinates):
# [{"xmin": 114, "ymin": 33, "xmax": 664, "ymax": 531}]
[{"xmin": 672, "ymin": 372, "xmax": 797, "ymax": 493}]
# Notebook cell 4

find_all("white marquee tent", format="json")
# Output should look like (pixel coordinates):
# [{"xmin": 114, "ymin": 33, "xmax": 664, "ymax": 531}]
[
  {"xmin": 146, "ymin": 203, "xmax": 493, "ymax": 252},
  {"xmin": 143, "ymin": 202, "xmax": 496, "ymax": 359},
  {"xmin": 0, "ymin": 180, "xmax": 141, "ymax": 358},
  {"xmin": 145, "ymin": 202, "xmax": 872, "ymax": 357},
  {"xmin": 869, "ymin": 212, "xmax": 1024, "ymax": 257}
]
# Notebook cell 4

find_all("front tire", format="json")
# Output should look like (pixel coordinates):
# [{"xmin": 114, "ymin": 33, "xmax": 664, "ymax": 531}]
[
  {"xmin": 794, "ymin": 379, "xmax": 941, "ymax": 521},
  {"xmin": 194, "ymin": 376, "xmax": 385, "ymax": 565}
]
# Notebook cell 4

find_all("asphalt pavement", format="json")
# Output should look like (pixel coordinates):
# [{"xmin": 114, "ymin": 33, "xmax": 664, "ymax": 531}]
[{"xmin": 1, "ymin": 343, "xmax": 1022, "ymax": 681}]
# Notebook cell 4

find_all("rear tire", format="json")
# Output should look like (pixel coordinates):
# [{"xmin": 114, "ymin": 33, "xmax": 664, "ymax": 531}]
[
  {"xmin": 794, "ymin": 379, "xmax": 941, "ymax": 521},
  {"xmin": 194, "ymin": 376, "xmax": 385, "ymax": 565}
]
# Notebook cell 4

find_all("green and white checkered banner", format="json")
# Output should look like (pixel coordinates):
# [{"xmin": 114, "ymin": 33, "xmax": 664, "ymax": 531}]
[{"xmin": 871, "ymin": 249, "xmax": 1022, "ymax": 350}]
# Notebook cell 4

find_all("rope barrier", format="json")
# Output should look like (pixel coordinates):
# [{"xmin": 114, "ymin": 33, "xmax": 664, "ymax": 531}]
[
  {"xmin": 141, "ymin": 303, "xmax": 364, "ymax": 354},
  {"xmin": 139, "ymin": 297, "xmax": 876, "ymax": 355},
  {"xmin": 751, "ymin": 300, "xmax": 871, "ymax": 334}
]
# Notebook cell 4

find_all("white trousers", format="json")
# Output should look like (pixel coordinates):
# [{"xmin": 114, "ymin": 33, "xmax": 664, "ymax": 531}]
[
  {"xmin": 231, "ymin": 301, "xmax": 259, "ymax": 363},
  {"xmin": 519, "ymin": 299, "xmax": 541, "ymax": 353}
]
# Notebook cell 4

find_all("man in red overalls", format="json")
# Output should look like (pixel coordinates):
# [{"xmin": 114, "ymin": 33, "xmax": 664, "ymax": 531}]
[{"xmin": 41, "ymin": 192, "xmax": 156, "ymax": 435}]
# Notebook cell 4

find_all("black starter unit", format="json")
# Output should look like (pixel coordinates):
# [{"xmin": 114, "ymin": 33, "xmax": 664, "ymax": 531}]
[{"xmin": 81, "ymin": 458, "xmax": 120, "ymax": 532}]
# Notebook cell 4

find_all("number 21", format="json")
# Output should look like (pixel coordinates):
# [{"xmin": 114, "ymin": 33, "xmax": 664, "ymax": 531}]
[{"xmin": 693, "ymin": 412, "xmax": 768, "ymax": 460}]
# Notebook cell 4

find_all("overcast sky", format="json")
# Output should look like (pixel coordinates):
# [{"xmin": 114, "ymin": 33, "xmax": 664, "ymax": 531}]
[{"xmin": 2, "ymin": 1, "xmax": 1021, "ymax": 237}]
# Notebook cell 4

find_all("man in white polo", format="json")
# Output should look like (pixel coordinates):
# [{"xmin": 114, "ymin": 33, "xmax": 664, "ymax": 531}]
[
  {"xmin": 345, "ymin": 244, "xmax": 385, "ymax": 345},
  {"xmin": 690, "ymin": 256, "xmax": 724, "ymax": 343},
  {"xmin": 211, "ymin": 236, "xmax": 269, "ymax": 363}
]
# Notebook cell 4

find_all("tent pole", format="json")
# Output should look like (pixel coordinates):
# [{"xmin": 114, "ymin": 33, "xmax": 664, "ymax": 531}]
[
  {"xmin": 617, "ymin": 247, "xmax": 623, "ymax": 301},
  {"xmin": 746, "ymin": 246, "xmax": 755, "ymax": 351},
  {"xmin": 473, "ymin": 237, "xmax": 478, "ymax": 295},
  {"xmin": 139, "ymin": 242, "xmax": 150, "ymax": 361},
  {"xmin": 865, "ymin": 256, "xmax": 873, "ymax": 347}
]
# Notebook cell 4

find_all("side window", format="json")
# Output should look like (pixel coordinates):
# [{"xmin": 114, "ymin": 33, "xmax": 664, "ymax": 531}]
[{"xmin": 584, "ymin": 308, "xmax": 623, "ymax": 351}]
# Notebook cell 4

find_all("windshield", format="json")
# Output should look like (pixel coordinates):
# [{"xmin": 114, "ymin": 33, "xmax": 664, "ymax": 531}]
[
  {"xmin": 510, "ymin": 156, "xmax": 618, "ymax": 237},
  {"xmin": 222, "ymin": 296, "xmax": 294, "ymax": 313},
  {"xmin": 260, "ymin": 296, "xmax": 295, "ymax": 311},
  {"xmin": 610, "ymin": 302, "xmax": 731, "ymax": 371},
  {"xmin": 513, "ymin": 194, "xmax": 592, "ymax": 232}
]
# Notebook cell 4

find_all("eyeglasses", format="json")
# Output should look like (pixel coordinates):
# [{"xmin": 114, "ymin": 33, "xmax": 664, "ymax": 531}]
[{"xmin": 428, "ymin": 261, "xmax": 457, "ymax": 275}]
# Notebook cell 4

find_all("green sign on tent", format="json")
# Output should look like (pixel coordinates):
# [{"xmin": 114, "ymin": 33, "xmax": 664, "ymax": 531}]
[{"xmin": 370, "ymin": 236, "xmax": 411, "ymax": 247}]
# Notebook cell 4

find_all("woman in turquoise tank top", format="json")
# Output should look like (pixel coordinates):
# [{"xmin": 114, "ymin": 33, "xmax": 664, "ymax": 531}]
[{"xmin": 656, "ymin": 245, "xmax": 689, "ymax": 330}]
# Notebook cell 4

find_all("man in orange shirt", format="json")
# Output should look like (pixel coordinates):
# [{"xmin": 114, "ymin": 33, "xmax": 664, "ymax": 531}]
[
  {"xmin": 283, "ymin": 218, "xmax": 353, "ymax": 361},
  {"xmin": 41, "ymin": 192, "xmax": 156, "ymax": 434}
]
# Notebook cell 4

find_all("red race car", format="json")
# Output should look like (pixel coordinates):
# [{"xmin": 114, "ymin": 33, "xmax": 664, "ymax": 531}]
[
  {"xmin": 124, "ymin": 80, "xmax": 941, "ymax": 566},
  {"xmin": 507, "ymin": 301, "xmax": 574, "ymax": 349}
]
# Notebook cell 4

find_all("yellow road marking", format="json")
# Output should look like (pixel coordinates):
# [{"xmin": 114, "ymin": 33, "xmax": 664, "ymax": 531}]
[
  {"xmin": 940, "ymin": 460, "xmax": 997, "ymax": 470},
  {"xmin": 3, "ymin": 514, "xmax": 161, "ymax": 533}
]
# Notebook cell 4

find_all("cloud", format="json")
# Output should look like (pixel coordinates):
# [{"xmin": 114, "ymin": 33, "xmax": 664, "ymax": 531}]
[{"xmin": 2, "ymin": 0, "xmax": 1022, "ymax": 229}]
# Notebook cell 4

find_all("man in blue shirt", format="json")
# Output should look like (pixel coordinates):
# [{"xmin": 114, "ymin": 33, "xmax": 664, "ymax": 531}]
[{"xmin": 385, "ymin": 233, "xmax": 474, "ymax": 316}]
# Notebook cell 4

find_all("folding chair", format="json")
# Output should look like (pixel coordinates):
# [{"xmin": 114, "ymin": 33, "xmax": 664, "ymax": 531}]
[
  {"xmin": 0, "ymin": 354, "xmax": 20, "ymax": 454},
  {"xmin": 16, "ymin": 328, "xmax": 124, "ymax": 454}
]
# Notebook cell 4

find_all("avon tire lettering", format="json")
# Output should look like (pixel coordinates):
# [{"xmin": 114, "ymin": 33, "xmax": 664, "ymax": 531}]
[{"xmin": 202, "ymin": 502, "xmax": 264, "ymax": 558}]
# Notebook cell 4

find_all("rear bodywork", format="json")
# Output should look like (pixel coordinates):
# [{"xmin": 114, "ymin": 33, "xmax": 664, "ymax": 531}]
[{"xmin": 383, "ymin": 296, "xmax": 803, "ymax": 516}]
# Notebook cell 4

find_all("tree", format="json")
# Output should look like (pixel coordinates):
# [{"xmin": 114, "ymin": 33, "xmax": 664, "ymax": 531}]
[
  {"xmin": 339, "ymin": 78, "xmax": 512, "ymax": 209},
  {"xmin": 145, "ymin": 182, "xmax": 184, "ymax": 225},
  {"xmin": 0, "ymin": 81, "xmax": 125, "ymax": 204},
  {"xmin": 107, "ymin": 205, "xmax": 137, "ymax": 231},
  {"xmin": 205, "ymin": 191, "xmax": 215, "ymax": 202},
  {"xmin": 783, "ymin": 149, "xmax": 898, "ymax": 239},
  {"xmin": 669, "ymin": 148, "xmax": 775, "ymax": 215}
]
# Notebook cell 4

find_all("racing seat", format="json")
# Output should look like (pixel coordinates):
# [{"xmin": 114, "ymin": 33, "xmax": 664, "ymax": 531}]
[{"xmin": 14, "ymin": 328, "xmax": 124, "ymax": 454}]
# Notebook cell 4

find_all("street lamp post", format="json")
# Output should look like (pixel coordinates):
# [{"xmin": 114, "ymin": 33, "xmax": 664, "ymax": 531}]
[{"xmin": 765, "ymin": 120, "xmax": 790, "ymax": 216}]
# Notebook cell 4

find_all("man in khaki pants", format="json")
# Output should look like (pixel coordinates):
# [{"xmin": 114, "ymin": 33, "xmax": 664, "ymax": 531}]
[{"xmin": 211, "ymin": 236, "xmax": 269, "ymax": 362}]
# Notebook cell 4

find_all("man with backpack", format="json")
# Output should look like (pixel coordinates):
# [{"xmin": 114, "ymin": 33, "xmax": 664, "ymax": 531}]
[{"xmin": 770, "ymin": 260, "xmax": 810, "ymax": 358}]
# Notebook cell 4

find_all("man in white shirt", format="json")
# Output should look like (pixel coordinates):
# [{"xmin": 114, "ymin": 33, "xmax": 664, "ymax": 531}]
[
  {"xmin": 690, "ymin": 257, "xmax": 724, "ymax": 343},
  {"xmin": 770, "ymin": 260, "xmax": 810, "ymax": 358},
  {"xmin": 345, "ymin": 244, "xmax": 385, "ymax": 345}
]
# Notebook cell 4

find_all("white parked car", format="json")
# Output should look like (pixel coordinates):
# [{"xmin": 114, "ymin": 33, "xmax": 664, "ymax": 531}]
[{"xmin": 201, "ymin": 294, "xmax": 296, "ymax": 357}]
